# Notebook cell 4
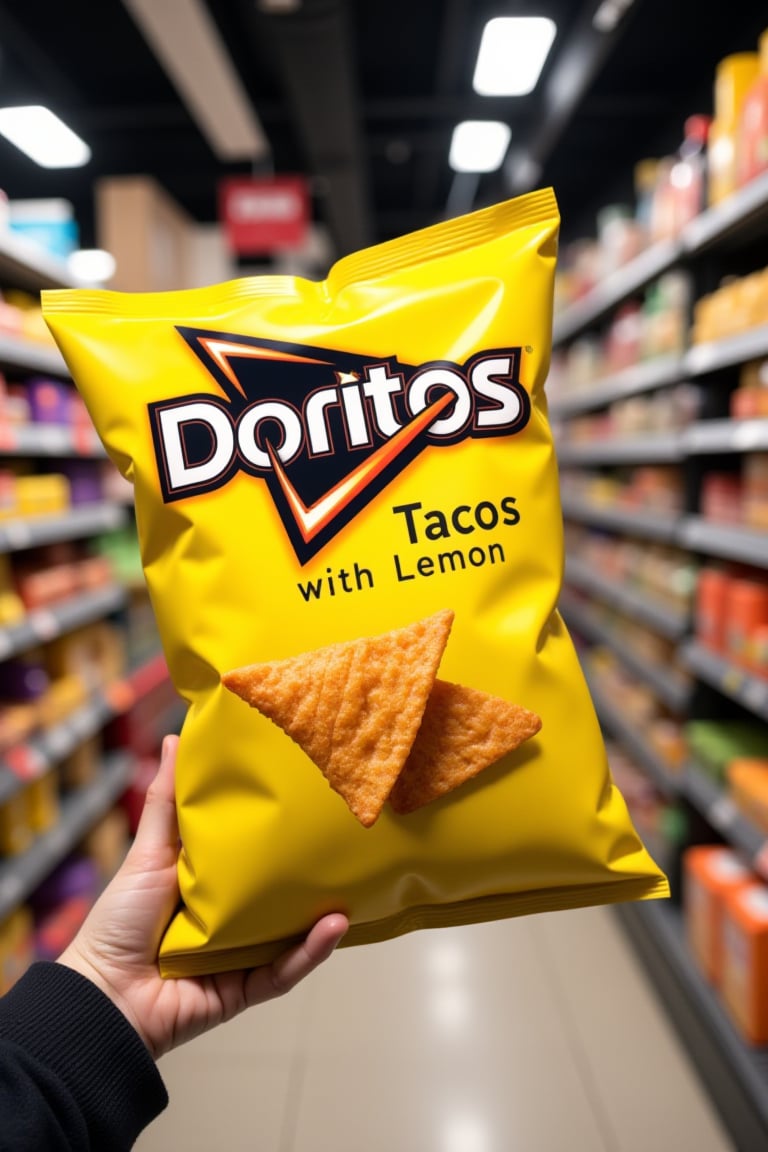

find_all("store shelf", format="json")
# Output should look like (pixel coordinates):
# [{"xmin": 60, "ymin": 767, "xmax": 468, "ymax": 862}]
[
  {"xmin": 683, "ymin": 417, "xmax": 768, "ymax": 454},
  {"xmin": 617, "ymin": 900, "xmax": 768, "ymax": 1151},
  {"xmin": 560, "ymin": 496, "xmax": 681, "ymax": 542},
  {"xmin": 548, "ymin": 355, "xmax": 684, "ymax": 420},
  {"xmin": 681, "ymin": 761, "xmax": 768, "ymax": 877},
  {"xmin": 0, "ymin": 502, "xmax": 127, "ymax": 554},
  {"xmin": 679, "ymin": 517, "xmax": 768, "ymax": 568},
  {"xmin": 0, "ymin": 751, "xmax": 134, "ymax": 922},
  {"xmin": 683, "ymin": 167, "xmax": 768, "ymax": 255},
  {"xmin": 0, "ymin": 421, "xmax": 105, "ymax": 458},
  {"xmin": 0, "ymin": 228, "xmax": 85, "ymax": 293},
  {"xmin": 565, "ymin": 555, "xmax": 689, "ymax": 640},
  {"xmin": 0, "ymin": 650, "xmax": 171, "ymax": 805},
  {"xmin": 553, "ymin": 238, "xmax": 682, "ymax": 346},
  {"xmin": 556, "ymin": 431, "xmax": 684, "ymax": 466},
  {"xmin": 0, "ymin": 583, "xmax": 127, "ymax": 664},
  {"xmin": 0, "ymin": 333, "xmax": 69, "ymax": 376},
  {"xmin": 680, "ymin": 641, "xmax": 768, "ymax": 722},
  {"xmin": 561, "ymin": 591, "xmax": 691, "ymax": 712},
  {"xmin": 585, "ymin": 673, "xmax": 679, "ymax": 796},
  {"xmin": 685, "ymin": 326, "xmax": 768, "ymax": 377}
]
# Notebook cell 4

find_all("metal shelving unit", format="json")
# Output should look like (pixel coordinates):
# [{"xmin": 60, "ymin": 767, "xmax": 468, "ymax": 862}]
[
  {"xmin": 0, "ymin": 752, "xmax": 134, "ymax": 921},
  {"xmin": 0, "ymin": 235, "xmax": 171, "ymax": 943},
  {"xmin": 560, "ymin": 590, "xmax": 691, "ymax": 713},
  {"xmin": 565, "ymin": 555, "xmax": 689, "ymax": 640},
  {"xmin": 549, "ymin": 355, "xmax": 684, "ymax": 420},
  {"xmin": 0, "ymin": 502, "xmax": 127, "ymax": 554},
  {"xmin": 560, "ymin": 495, "xmax": 681, "ymax": 542},
  {"xmin": 554, "ymin": 161, "xmax": 768, "ymax": 1151},
  {"xmin": 618, "ymin": 900, "xmax": 768, "ymax": 1151},
  {"xmin": 0, "ymin": 583, "xmax": 127, "ymax": 663}
]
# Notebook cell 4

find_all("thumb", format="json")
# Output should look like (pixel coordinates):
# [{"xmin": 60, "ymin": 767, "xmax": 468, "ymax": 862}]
[{"xmin": 127, "ymin": 735, "xmax": 180, "ymax": 867}]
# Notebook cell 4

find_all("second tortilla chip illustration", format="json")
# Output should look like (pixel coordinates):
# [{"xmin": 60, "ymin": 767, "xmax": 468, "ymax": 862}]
[{"xmin": 389, "ymin": 679, "xmax": 542, "ymax": 815}]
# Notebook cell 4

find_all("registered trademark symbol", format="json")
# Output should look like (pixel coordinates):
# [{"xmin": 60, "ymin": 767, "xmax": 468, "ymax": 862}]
[{"xmin": 525, "ymin": 345, "xmax": 533, "ymax": 353}]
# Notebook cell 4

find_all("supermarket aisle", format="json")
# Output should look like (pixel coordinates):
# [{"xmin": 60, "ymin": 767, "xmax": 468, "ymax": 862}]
[{"xmin": 135, "ymin": 904, "xmax": 733, "ymax": 1152}]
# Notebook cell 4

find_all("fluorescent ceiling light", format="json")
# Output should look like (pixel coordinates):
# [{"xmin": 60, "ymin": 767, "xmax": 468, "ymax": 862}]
[
  {"xmin": 473, "ymin": 17, "xmax": 557, "ymax": 96},
  {"xmin": 0, "ymin": 106, "xmax": 91, "ymax": 168},
  {"xmin": 122, "ymin": 0, "xmax": 269, "ymax": 161},
  {"xmin": 449, "ymin": 121, "xmax": 511, "ymax": 173},
  {"xmin": 67, "ymin": 248, "xmax": 117, "ymax": 284}
]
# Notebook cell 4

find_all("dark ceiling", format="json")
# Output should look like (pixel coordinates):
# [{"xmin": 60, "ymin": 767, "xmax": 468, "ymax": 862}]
[{"xmin": 0, "ymin": 0, "xmax": 766, "ymax": 271}]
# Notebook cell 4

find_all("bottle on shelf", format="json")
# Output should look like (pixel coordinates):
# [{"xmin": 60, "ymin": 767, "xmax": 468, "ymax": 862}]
[
  {"xmin": 670, "ymin": 114, "xmax": 711, "ymax": 229},
  {"xmin": 738, "ymin": 29, "xmax": 768, "ymax": 187}
]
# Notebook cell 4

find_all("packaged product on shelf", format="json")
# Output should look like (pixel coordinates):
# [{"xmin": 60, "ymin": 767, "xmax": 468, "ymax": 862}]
[
  {"xmin": 25, "ymin": 377, "xmax": 73, "ymax": 425},
  {"xmin": 726, "ymin": 577, "xmax": 768, "ymax": 672},
  {"xmin": 633, "ymin": 158, "xmax": 659, "ymax": 242},
  {"xmin": 0, "ymin": 907, "xmax": 34, "ymax": 995},
  {"xmin": 696, "ymin": 566, "xmax": 731, "ymax": 652},
  {"xmin": 683, "ymin": 844, "xmax": 754, "ymax": 985},
  {"xmin": 60, "ymin": 734, "xmax": 102, "ymax": 789},
  {"xmin": 640, "ymin": 271, "xmax": 692, "ymax": 360},
  {"xmin": 670, "ymin": 115, "xmax": 711, "ymax": 229},
  {"xmin": 727, "ymin": 758, "xmax": 768, "ymax": 833},
  {"xmin": 700, "ymin": 472, "xmax": 744, "ymax": 524},
  {"xmin": 686, "ymin": 720, "xmax": 768, "ymax": 783},
  {"xmin": 0, "ymin": 789, "xmax": 33, "ymax": 856},
  {"xmin": 43, "ymin": 187, "xmax": 669, "ymax": 978},
  {"xmin": 731, "ymin": 359, "xmax": 768, "ymax": 418},
  {"xmin": 743, "ymin": 454, "xmax": 768, "ymax": 529},
  {"xmin": 25, "ymin": 771, "xmax": 59, "ymax": 835},
  {"xmin": 14, "ymin": 473, "xmax": 70, "ymax": 518},
  {"xmin": 33, "ymin": 896, "xmax": 91, "ymax": 963},
  {"xmin": 737, "ymin": 29, "xmax": 768, "ymax": 187},
  {"xmin": 596, "ymin": 203, "xmax": 644, "ymax": 277},
  {"xmin": 721, "ymin": 882, "xmax": 768, "ymax": 1044},
  {"xmin": 709, "ymin": 51, "xmax": 760, "ymax": 204},
  {"xmin": 80, "ymin": 806, "xmax": 130, "ymax": 879}
]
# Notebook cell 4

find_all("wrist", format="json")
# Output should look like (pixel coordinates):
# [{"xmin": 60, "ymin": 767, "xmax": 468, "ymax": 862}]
[{"xmin": 57, "ymin": 945, "xmax": 157, "ymax": 1058}]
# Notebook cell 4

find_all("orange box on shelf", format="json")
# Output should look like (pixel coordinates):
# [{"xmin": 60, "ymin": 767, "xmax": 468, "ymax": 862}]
[
  {"xmin": 727, "ymin": 759, "xmax": 768, "ymax": 833},
  {"xmin": 696, "ymin": 568, "xmax": 731, "ymax": 653},
  {"xmin": 727, "ymin": 578, "xmax": 768, "ymax": 673},
  {"xmin": 721, "ymin": 883, "xmax": 768, "ymax": 1045},
  {"xmin": 683, "ymin": 845, "xmax": 754, "ymax": 985}
]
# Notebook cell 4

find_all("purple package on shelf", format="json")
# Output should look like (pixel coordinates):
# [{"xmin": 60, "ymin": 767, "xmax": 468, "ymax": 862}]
[
  {"xmin": 30, "ymin": 855, "xmax": 101, "ymax": 915},
  {"xmin": 0, "ymin": 658, "xmax": 49, "ymax": 700},
  {"xmin": 58, "ymin": 461, "xmax": 103, "ymax": 505},
  {"xmin": 25, "ymin": 377, "xmax": 74, "ymax": 425}
]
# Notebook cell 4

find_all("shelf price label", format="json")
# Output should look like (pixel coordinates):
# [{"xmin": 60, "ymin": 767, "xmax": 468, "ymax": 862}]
[{"xmin": 708, "ymin": 794, "xmax": 738, "ymax": 832}]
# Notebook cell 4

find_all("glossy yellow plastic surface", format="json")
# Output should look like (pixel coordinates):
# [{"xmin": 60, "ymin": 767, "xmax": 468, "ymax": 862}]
[{"xmin": 42, "ymin": 188, "xmax": 668, "ymax": 977}]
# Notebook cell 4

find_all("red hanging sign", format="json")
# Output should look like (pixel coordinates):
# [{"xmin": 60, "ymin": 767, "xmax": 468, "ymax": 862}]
[{"xmin": 218, "ymin": 176, "xmax": 309, "ymax": 255}]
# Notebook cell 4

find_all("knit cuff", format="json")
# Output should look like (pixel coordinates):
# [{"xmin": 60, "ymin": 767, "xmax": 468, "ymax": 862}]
[{"xmin": 0, "ymin": 961, "xmax": 168, "ymax": 1150}]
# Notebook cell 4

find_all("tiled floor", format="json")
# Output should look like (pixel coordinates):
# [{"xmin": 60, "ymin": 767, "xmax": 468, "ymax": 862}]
[{"xmin": 135, "ymin": 905, "xmax": 734, "ymax": 1152}]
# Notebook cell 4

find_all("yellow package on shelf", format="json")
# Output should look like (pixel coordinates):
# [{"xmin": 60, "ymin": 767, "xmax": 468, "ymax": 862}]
[{"xmin": 42, "ymin": 187, "xmax": 668, "ymax": 978}]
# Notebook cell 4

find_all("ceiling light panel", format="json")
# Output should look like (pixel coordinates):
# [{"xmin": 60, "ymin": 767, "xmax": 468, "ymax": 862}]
[
  {"xmin": 0, "ymin": 106, "xmax": 91, "ymax": 168},
  {"xmin": 449, "ymin": 121, "xmax": 511, "ymax": 173},
  {"xmin": 473, "ymin": 17, "xmax": 557, "ymax": 97},
  {"xmin": 122, "ymin": 0, "xmax": 269, "ymax": 161}
]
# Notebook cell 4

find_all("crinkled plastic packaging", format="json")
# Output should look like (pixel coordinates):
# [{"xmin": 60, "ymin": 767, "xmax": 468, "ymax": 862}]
[{"xmin": 42, "ymin": 188, "xmax": 668, "ymax": 977}]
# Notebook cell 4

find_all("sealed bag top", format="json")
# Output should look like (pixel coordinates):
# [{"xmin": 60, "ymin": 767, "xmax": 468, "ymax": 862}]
[{"xmin": 42, "ymin": 187, "xmax": 668, "ymax": 977}]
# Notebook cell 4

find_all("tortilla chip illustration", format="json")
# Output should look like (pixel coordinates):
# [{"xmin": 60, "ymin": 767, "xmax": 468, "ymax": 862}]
[
  {"xmin": 389, "ymin": 679, "xmax": 542, "ymax": 815},
  {"xmin": 222, "ymin": 609, "xmax": 454, "ymax": 826}
]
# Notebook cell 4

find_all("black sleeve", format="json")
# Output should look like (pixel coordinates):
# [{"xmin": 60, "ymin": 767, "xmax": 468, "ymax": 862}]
[{"xmin": 0, "ymin": 962, "xmax": 168, "ymax": 1151}]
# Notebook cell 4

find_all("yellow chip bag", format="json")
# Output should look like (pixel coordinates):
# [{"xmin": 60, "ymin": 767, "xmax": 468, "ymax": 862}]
[{"xmin": 42, "ymin": 187, "xmax": 668, "ymax": 977}]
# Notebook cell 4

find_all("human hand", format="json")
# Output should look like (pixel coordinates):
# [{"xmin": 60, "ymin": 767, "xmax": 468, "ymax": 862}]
[{"xmin": 57, "ymin": 735, "xmax": 349, "ymax": 1060}]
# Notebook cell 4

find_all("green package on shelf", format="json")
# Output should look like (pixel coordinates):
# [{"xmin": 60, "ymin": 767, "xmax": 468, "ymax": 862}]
[{"xmin": 686, "ymin": 720, "xmax": 768, "ymax": 783}]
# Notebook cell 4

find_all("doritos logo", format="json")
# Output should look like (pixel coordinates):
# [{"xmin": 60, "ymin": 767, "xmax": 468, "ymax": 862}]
[{"xmin": 149, "ymin": 328, "xmax": 531, "ymax": 564}]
